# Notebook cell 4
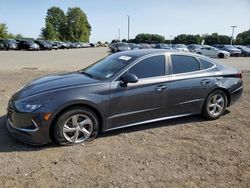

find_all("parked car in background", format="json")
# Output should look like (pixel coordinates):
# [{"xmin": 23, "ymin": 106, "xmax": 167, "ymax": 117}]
[
  {"xmin": 18, "ymin": 40, "xmax": 40, "ymax": 50},
  {"xmin": 235, "ymin": 45, "xmax": 250, "ymax": 57},
  {"xmin": 154, "ymin": 43, "xmax": 171, "ymax": 49},
  {"xmin": 59, "ymin": 42, "xmax": 70, "ymax": 49},
  {"xmin": 6, "ymin": 49, "xmax": 243, "ymax": 145},
  {"xmin": 0, "ymin": 39, "xmax": 18, "ymax": 50},
  {"xmin": 195, "ymin": 45, "xmax": 230, "ymax": 58},
  {"xmin": 139, "ymin": 43, "xmax": 152, "ymax": 49},
  {"xmin": 111, "ymin": 42, "xmax": 131, "ymax": 53},
  {"xmin": 35, "ymin": 40, "xmax": 52, "ymax": 50},
  {"xmin": 217, "ymin": 45, "xmax": 241, "ymax": 57},
  {"xmin": 187, "ymin": 44, "xmax": 201, "ymax": 52},
  {"xmin": 128, "ymin": 43, "xmax": 140, "ymax": 50},
  {"xmin": 45, "ymin": 41, "xmax": 59, "ymax": 50},
  {"xmin": 173, "ymin": 44, "xmax": 189, "ymax": 52}
]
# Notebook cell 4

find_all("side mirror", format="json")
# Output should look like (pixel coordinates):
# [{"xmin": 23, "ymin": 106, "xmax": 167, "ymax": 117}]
[{"xmin": 120, "ymin": 73, "xmax": 138, "ymax": 84}]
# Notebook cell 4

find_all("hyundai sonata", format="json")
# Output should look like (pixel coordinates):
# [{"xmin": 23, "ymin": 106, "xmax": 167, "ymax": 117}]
[{"xmin": 6, "ymin": 50, "xmax": 243, "ymax": 145}]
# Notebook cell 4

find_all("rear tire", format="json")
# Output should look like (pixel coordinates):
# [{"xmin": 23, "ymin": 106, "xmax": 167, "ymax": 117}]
[
  {"xmin": 53, "ymin": 107, "xmax": 99, "ymax": 145},
  {"xmin": 202, "ymin": 90, "xmax": 228, "ymax": 120},
  {"xmin": 218, "ymin": 53, "xmax": 224, "ymax": 58}
]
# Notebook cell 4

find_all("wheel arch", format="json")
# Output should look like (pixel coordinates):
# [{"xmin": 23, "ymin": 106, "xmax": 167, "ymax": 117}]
[
  {"xmin": 49, "ymin": 101, "xmax": 104, "ymax": 141},
  {"xmin": 204, "ymin": 87, "xmax": 231, "ymax": 107}
]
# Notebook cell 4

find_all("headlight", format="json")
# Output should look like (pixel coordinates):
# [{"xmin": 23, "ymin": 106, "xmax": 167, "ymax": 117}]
[
  {"xmin": 15, "ymin": 99, "xmax": 51, "ymax": 112},
  {"xmin": 15, "ymin": 101, "xmax": 42, "ymax": 112}
]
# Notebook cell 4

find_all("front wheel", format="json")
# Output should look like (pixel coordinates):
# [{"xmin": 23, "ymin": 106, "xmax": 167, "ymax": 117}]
[
  {"xmin": 218, "ymin": 53, "xmax": 224, "ymax": 58},
  {"xmin": 202, "ymin": 90, "xmax": 228, "ymax": 120},
  {"xmin": 53, "ymin": 107, "xmax": 99, "ymax": 145}
]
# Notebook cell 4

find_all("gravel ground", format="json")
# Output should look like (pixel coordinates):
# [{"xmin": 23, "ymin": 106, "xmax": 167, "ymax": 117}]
[{"xmin": 0, "ymin": 49, "xmax": 249, "ymax": 188}]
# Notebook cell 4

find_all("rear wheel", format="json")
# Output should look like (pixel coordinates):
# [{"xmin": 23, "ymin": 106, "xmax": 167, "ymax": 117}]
[
  {"xmin": 218, "ymin": 53, "xmax": 224, "ymax": 58},
  {"xmin": 53, "ymin": 107, "xmax": 99, "ymax": 145},
  {"xmin": 202, "ymin": 90, "xmax": 227, "ymax": 120}
]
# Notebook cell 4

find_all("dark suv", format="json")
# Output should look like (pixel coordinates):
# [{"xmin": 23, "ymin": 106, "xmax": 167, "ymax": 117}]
[
  {"xmin": 0, "ymin": 39, "xmax": 18, "ymax": 50},
  {"xmin": 35, "ymin": 40, "xmax": 52, "ymax": 50},
  {"xmin": 18, "ymin": 40, "xmax": 40, "ymax": 50}
]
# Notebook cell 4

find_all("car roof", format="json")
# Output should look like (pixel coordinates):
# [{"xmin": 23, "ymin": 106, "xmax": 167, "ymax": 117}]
[{"xmin": 114, "ymin": 49, "xmax": 174, "ymax": 57}]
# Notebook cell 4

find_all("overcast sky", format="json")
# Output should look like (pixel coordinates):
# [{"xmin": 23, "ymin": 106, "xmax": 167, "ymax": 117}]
[{"xmin": 0, "ymin": 0, "xmax": 249, "ymax": 42}]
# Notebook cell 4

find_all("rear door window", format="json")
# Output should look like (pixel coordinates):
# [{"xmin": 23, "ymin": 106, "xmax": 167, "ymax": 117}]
[{"xmin": 171, "ymin": 55, "xmax": 200, "ymax": 74}]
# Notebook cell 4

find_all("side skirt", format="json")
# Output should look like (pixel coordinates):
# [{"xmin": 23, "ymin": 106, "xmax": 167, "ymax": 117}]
[{"xmin": 104, "ymin": 113, "xmax": 196, "ymax": 132}]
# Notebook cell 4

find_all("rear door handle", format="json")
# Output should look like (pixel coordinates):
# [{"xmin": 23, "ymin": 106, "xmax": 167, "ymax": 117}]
[
  {"xmin": 156, "ymin": 85, "xmax": 168, "ymax": 91},
  {"xmin": 200, "ymin": 79, "xmax": 211, "ymax": 85}
]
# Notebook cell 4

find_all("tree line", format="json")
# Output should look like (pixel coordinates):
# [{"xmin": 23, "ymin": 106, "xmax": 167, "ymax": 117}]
[
  {"xmin": 112, "ymin": 30, "xmax": 250, "ymax": 45},
  {"xmin": 0, "ymin": 23, "xmax": 24, "ymax": 39}
]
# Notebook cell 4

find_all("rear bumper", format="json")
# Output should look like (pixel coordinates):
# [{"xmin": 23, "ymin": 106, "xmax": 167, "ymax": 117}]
[{"xmin": 229, "ymin": 86, "xmax": 243, "ymax": 106}]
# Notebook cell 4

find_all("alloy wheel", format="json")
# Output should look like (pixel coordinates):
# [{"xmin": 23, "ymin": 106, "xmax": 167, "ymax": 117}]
[
  {"xmin": 62, "ymin": 114, "xmax": 93, "ymax": 143},
  {"xmin": 207, "ymin": 94, "xmax": 225, "ymax": 117}
]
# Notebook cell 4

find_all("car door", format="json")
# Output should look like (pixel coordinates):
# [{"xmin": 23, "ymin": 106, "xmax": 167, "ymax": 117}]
[
  {"xmin": 107, "ymin": 54, "xmax": 169, "ymax": 130},
  {"xmin": 166, "ymin": 54, "xmax": 213, "ymax": 116}
]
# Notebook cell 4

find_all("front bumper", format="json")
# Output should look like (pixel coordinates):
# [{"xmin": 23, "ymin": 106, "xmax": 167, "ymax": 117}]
[
  {"xmin": 6, "ymin": 105, "xmax": 52, "ymax": 145},
  {"xmin": 229, "ymin": 52, "xmax": 241, "ymax": 56}
]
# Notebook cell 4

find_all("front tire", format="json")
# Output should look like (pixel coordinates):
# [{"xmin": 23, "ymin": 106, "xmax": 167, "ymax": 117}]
[
  {"xmin": 202, "ymin": 90, "xmax": 228, "ymax": 120},
  {"xmin": 53, "ymin": 107, "xmax": 99, "ymax": 145},
  {"xmin": 218, "ymin": 53, "xmax": 224, "ymax": 58}
]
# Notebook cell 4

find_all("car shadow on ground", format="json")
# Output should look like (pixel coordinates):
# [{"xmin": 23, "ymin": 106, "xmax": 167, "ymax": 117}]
[{"xmin": 0, "ymin": 110, "xmax": 230, "ymax": 153}]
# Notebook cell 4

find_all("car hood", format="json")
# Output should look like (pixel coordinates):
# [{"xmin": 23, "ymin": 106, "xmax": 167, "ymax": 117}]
[{"xmin": 12, "ymin": 72, "xmax": 100, "ymax": 100}]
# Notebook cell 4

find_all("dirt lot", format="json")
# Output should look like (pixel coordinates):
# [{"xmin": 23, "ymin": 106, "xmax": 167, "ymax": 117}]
[{"xmin": 0, "ymin": 48, "xmax": 249, "ymax": 188}]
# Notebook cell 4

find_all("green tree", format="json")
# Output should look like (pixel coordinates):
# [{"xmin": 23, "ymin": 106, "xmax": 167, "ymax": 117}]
[
  {"xmin": 111, "ymin": 39, "xmax": 120, "ymax": 43},
  {"xmin": 45, "ymin": 7, "xmax": 67, "ymax": 40},
  {"xmin": 15, "ymin": 33, "xmax": 24, "ymax": 39},
  {"xmin": 203, "ymin": 33, "xmax": 230, "ymax": 45},
  {"xmin": 41, "ymin": 21, "xmax": 57, "ymax": 40},
  {"xmin": 135, "ymin": 33, "xmax": 165, "ymax": 43},
  {"xmin": 173, "ymin": 34, "xmax": 202, "ymax": 44},
  {"xmin": 66, "ymin": 7, "xmax": 91, "ymax": 42},
  {"xmin": 0, "ymin": 23, "xmax": 8, "ymax": 38},
  {"xmin": 236, "ymin": 29, "xmax": 250, "ymax": 45}
]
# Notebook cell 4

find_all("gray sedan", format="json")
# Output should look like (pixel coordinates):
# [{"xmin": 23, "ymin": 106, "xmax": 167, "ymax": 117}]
[{"xmin": 6, "ymin": 50, "xmax": 243, "ymax": 145}]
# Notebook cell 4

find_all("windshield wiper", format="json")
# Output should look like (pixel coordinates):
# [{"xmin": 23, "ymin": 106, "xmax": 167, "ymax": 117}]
[{"xmin": 78, "ymin": 70, "xmax": 93, "ymax": 78}]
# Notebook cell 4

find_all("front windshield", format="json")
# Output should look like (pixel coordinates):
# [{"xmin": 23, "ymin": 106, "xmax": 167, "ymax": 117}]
[
  {"xmin": 82, "ymin": 54, "xmax": 135, "ymax": 80},
  {"xmin": 176, "ymin": 44, "xmax": 186, "ymax": 48},
  {"xmin": 25, "ymin": 41, "xmax": 34, "ymax": 45},
  {"xmin": 117, "ymin": 43, "xmax": 129, "ymax": 47},
  {"xmin": 210, "ymin": 46, "xmax": 218, "ymax": 51},
  {"xmin": 225, "ymin": 45, "xmax": 235, "ymax": 49}
]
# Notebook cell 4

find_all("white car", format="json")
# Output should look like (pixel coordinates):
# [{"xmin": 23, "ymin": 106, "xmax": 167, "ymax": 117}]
[
  {"xmin": 195, "ymin": 46, "xmax": 230, "ymax": 58},
  {"xmin": 174, "ymin": 44, "xmax": 189, "ymax": 52}
]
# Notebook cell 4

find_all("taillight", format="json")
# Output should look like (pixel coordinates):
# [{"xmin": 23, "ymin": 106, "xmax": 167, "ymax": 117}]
[{"xmin": 236, "ymin": 72, "xmax": 242, "ymax": 80}]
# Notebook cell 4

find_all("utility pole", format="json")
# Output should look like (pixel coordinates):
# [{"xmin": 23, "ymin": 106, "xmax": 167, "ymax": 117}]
[
  {"xmin": 230, "ymin": 25, "xmax": 237, "ymax": 45},
  {"xmin": 118, "ymin": 28, "xmax": 120, "ymax": 41},
  {"xmin": 169, "ymin": 35, "xmax": 173, "ymax": 45},
  {"xmin": 127, "ymin": 15, "xmax": 130, "ymax": 42}
]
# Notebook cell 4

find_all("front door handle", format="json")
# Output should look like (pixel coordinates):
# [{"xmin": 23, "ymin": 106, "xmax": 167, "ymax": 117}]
[
  {"xmin": 156, "ymin": 85, "xmax": 168, "ymax": 91},
  {"xmin": 200, "ymin": 79, "xmax": 211, "ymax": 85}
]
